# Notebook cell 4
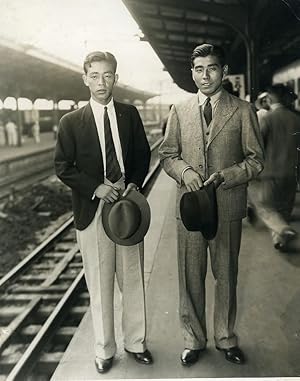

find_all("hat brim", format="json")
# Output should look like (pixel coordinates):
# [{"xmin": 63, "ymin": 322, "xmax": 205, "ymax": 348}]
[
  {"xmin": 102, "ymin": 190, "xmax": 151, "ymax": 246},
  {"xmin": 180, "ymin": 183, "xmax": 218, "ymax": 240}
]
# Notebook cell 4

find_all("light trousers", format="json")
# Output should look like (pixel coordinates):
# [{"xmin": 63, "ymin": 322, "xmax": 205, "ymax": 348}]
[{"xmin": 76, "ymin": 193, "xmax": 147, "ymax": 360}]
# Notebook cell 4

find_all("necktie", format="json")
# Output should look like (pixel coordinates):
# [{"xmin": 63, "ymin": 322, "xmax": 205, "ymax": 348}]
[
  {"xmin": 204, "ymin": 97, "xmax": 212, "ymax": 126},
  {"xmin": 104, "ymin": 106, "xmax": 122, "ymax": 183}
]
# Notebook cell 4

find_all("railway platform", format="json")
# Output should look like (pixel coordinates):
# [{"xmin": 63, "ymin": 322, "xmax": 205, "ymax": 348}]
[
  {"xmin": 0, "ymin": 132, "xmax": 55, "ymax": 163},
  {"xmin": 52, "ymin": 170, "xmax": 300, "ymax": 380}
]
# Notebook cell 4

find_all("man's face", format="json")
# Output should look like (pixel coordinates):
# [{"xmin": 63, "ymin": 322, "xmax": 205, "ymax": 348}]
[
  {"xmin": 191, "ymin": 55, "xmax": 227, "ymax": 96},
  {"xmin": 83, "ymin": 60, "xmax": 118, "ymax": 105}
]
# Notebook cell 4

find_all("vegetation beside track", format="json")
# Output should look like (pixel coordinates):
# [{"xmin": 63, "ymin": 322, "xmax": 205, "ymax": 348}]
[{"xmin": 0, "ymin": 177, "xmax": 72, "ymax": 276}]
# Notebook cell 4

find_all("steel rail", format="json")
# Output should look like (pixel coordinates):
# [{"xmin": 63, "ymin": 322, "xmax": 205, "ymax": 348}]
[
  {"xmin": 0, "ymin": 136, "xmax": 163, "ymax": 380},
  {"xmin": 0, "ymin": 137, "xmax": 163, "ymax": 291},
  {"xmin": 6, "ymin": 270, "xmax": 85, "ymax": 381}
]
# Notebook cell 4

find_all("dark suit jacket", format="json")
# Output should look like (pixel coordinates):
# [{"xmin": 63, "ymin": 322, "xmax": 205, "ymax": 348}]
[
  {"xmin": 259, "ymin": 105, "xmax": 300, "ymax": 179},
  {"xmin": 54, "ymin": 101, "xmax": 151, "ymax": 230}
]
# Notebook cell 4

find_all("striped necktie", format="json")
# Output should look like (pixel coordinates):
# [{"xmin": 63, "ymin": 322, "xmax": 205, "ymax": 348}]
[
  {"xmin": 204, "ymin": 97, "xmax": 212, "ymax": 126},
  {"xmin": 104, "ymin": 106, "xmax": 122, "ymax": 183}
]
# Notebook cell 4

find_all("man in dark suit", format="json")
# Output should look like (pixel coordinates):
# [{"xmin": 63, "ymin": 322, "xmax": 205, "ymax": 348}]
[
  {"xmin": 159, "ymin": 44, "xmax": 264, "ymax": 366},
  {"xmin": 54, "ymin": 51, "xmax": 152, "ymax": 373},
  {"xmin": 248, "ymin": 84, "xmax": 299, "ymax": 250}
]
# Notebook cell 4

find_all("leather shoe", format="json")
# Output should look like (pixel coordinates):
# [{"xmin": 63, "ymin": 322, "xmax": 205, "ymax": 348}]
[
  {"xmin": 125, "ymin": 349, "xmax": 153, "ymax": 365},
  {"xmin": 216, "ymin": 346, "xmax": 245, "ymax": 364},
  {"xmin": 95, "ymin": 356, "xmax": 113, "ymax": 373},
  {"xmin": 274, "ymin": 228, "xmax": 297, "ymax": 251},
  {"xmin": 180, "ymin": 348, "xmax": 203, "ymax": 366}
]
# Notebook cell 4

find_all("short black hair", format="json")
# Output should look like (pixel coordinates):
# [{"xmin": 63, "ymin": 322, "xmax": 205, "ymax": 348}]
[
  {"xmin": 191, "ymin": 43, "xmax": 226, "ymax": 68},
  {"xmin": 83, "ymin": 51, "xmax": 117, "ymax": 74},
  {"xmin": 267, "ymin": 83, "xmax": 297, "ymax": 106}
]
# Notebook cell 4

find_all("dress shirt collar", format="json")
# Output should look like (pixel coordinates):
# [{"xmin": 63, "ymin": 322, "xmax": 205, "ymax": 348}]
[
  {"xmin": 90, "ymin": 97, "xmax": 114, "ymax": 114},
  {"xmin": 198, "ymin": 88, "xmax": 222, "ymax": 107}
]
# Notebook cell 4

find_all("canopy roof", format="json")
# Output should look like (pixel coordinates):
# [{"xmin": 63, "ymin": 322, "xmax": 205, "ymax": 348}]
[
  {"xmin": 0, "ymin": 37, "xmax": 156, "ymax": 103},
  {"xmin": 122, "ymin": 0, "xmax": 300, "ymax": 93}
]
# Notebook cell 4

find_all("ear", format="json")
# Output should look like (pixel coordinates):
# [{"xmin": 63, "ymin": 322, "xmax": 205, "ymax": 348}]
[
  {"xmin": 114, "ymin": 73, "xmax": 119, "ymax": 85},
  {"xmin": 82, "ymin": 74, "xmax": 88, "ymax": 87},
  {"xmin": 222, "ymin": 65, "xmax": 228, "ymax": 79},
  {"xmin": 191, "ymin": 67, "xmax": 195, "ymax": 82}
]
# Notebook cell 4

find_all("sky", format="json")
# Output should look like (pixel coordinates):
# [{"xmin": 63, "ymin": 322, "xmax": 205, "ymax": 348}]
[{"xmin": 0, "ymin": 0, "xmax": 189, "ymax": 98}]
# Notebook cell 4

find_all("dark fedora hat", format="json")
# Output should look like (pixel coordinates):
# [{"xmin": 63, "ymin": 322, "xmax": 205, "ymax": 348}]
[
  {"xmin": 180, "ymin": 183, "xmax": 218, "ymax": 240},
  {"xmin": 102, "ymin": 190, "xmax": 151, "ymax": 246}
]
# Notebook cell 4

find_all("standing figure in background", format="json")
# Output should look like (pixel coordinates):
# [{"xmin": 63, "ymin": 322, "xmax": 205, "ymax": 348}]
[
  {"xmin": 255, "ymin": 91, "xmax": 270, "ymax": 124},
  {"xmin": 52, "ymin": 124, "xmax": 58, "ymax": 140},
  {"xmin": 159, "ymin": 43, "xmax": 264, "ymax": 367},
  {"xmin": 248, "ymin": 84, "xmax": 300, "ymax": 251},
  {"xmin": 5, "ymin": 118, "xmax": 18, "ymax": 146},
  {"xmin": 55, "ymin": 51, "xmax": 152, "ymax": 374},
  {"xmin": 32, "ymin": 120, "xmax": 40, "ymax": 143},
  {"xmin": 0, "ymin": 119, "xmax": 6, "ymax": 146}
]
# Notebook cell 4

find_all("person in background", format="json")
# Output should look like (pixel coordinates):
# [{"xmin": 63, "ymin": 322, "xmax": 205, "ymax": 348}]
[
  {"xmin": 5, "ymin": 118, "xmax": 18, "ymax": 146},
  {"xmin": 32, "ymin": 120, "xmax": 40, "ymax": 143},
  {"xmin": 255, "ymin": 91, "xmax": 271, "ymax": 124},
  {"xmin": 54, "ymin": 51, "xmax": 152, "ymax": 374},
  {"xmin": 159, "ymin": 43, "xmax": 264, "ymax": 366},
  {"xmin": 0, "ymin": 119, "xmax": 6, "ymax": 146},
  {"xmin": 282, "ymin": 86, "xmax": 300, "ymax": 116},
  {"xmin": 248, "ymin": 84, "xmax": 300, "ymax": 251},
  {"xmin": 52, "ymin": 124, "xmax": 58, "ymax": 140}
]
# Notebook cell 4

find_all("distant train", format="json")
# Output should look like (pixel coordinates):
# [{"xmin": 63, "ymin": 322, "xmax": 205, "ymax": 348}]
[{"xmin": 272, "ymin": 59, "xmax": 300, "ymax": 111}]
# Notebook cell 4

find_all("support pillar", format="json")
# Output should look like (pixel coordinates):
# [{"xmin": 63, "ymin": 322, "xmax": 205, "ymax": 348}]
[
  {"xmin": 15, "ymin": 95, "xmax": 23, "ymax": 147},
  {"xmin": 245, "ymin": 37, "xmax": 259, "ymax": 102}
]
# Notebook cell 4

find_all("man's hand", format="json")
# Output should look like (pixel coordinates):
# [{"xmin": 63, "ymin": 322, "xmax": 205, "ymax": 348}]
[
  {"xmin": 94, "ymin": 184, "xmax": 120, "ymax": 203},
  {"xmin": 122, "ymin": 183, "xmax": 138, "ymax": 197},
  {"xmin": 203, "ymin": 171, "xmax": 224, "ymax": 188},
  {"xmin": 183, "ymin": 168, "xmax": 204, "ymax": 192}
]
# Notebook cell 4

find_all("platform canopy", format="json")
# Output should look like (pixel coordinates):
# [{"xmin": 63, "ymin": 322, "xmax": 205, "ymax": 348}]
[
  {"xmin": 0, "ymin": 37, "xmax": 156, "ymax": 103},
  {"xmin": 122, "ymin": 0, "xmax": 300, "ymax": 94}
]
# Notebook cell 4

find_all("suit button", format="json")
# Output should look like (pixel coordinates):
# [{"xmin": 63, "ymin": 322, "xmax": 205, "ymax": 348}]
[
  {"xmin": 206, "ymin": 131, "xmax": 209, "ymax": 136},
  {"xmin": 199, "ymin": 164, "xmax": 203, "ymax": 168}
]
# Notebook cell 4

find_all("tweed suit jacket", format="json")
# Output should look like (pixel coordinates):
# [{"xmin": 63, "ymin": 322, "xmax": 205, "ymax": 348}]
[
  {"xmin": 159, "ymin": 90, "xmax": 264, "ymax": 221},
  {"xmin": 55, "ymin": 101, "xmax": 151, "ymax": 230}
]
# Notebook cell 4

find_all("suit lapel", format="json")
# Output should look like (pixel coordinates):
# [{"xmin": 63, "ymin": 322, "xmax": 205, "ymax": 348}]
[
  {"xmin": 186, "ymin": 95, "xmax": 204, "ymax": 151},
  {"xmin": 114, "ymin": 101, "xmax": 129, "ymax": 162},
  {"xmin": 81, "ymin": 103, "xmax": 103, "ymax": 165},
  {"xmin": 208, "ymin": 91, "xmax": 238, "ymax": 147}
]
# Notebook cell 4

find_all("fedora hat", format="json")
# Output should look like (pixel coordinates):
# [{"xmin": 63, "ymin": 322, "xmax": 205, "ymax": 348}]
[
  {"xmin": 255, "ymin": 91, "xmax": 268, "ymax": 110},
  {"xmin": 102, "ymin": 190, "xmax": 151, "ymax": 246},
  {"xmin": 180, "ymin": 183, "xmax": 218, "ymax": 240}
]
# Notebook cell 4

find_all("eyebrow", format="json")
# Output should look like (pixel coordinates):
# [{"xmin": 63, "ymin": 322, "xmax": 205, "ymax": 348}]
[
  {"xmin": 89, "ymin": 70, "xmax": 114, "ymax": 75},
  {"xmin": 194, "ymin": 63, "xmax": 219, "ymax": 69}
]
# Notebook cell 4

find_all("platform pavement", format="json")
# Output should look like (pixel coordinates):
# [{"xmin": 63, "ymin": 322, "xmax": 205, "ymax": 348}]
[
  {"xmin": 52, "ymin": 170, "xmax": 300, "ymax": 380},
  {"xmin": 0, "ymin": 132, "xmax": 55, "ymax": 162}
]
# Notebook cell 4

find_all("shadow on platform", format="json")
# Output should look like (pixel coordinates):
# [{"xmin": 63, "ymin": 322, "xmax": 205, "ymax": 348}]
[{"xmin": 52, "ymin": 171, "xmax": 300, "ymax": 380}]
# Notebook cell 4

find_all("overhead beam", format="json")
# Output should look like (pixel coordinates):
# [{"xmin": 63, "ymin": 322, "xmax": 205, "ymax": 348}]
[{"xmin": 124, "ymin": 0, "xmax": 247, "ymax": 35}]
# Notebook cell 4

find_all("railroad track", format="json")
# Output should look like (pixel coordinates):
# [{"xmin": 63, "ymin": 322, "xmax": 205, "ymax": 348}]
[{"xmin": 0, "ymin": 137, "xmax": 163, "ymax": 381}]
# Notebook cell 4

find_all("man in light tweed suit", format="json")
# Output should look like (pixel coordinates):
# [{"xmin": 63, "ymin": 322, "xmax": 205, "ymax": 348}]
[{"xmin": 159, "ymin": 44, "xmax": 264, "ymax": 366}]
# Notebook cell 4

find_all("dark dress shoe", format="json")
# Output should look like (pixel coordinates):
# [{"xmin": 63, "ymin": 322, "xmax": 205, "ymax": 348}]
[
  {"xmin": 180, "ymin": 348, "xmax": 203, "ymax": 366},
  {"xmin": 95, "ymin": 356, "xmax": 113, "ymax": 373},
  {"xmin": 125, "ymin": 349, "xmax": 153, "ymax": 365},
  {"xmin": 275, "ymin": 228, "xmax": 297, "ymax": 251},
  {"xmin": 216, "ymin": 346, "xmax": 245, "ymax": 364}
]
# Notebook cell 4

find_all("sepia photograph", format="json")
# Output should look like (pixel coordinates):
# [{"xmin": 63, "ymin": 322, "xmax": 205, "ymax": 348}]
[{"xmin": 0, "ymin": 0, "xmax": 300, "ymax": 380}]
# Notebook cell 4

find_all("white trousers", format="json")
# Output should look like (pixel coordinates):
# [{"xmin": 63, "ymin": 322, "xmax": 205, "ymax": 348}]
[{"xmin": 76, "ymin": 187, "xmax": 147, "ymax": 359}]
